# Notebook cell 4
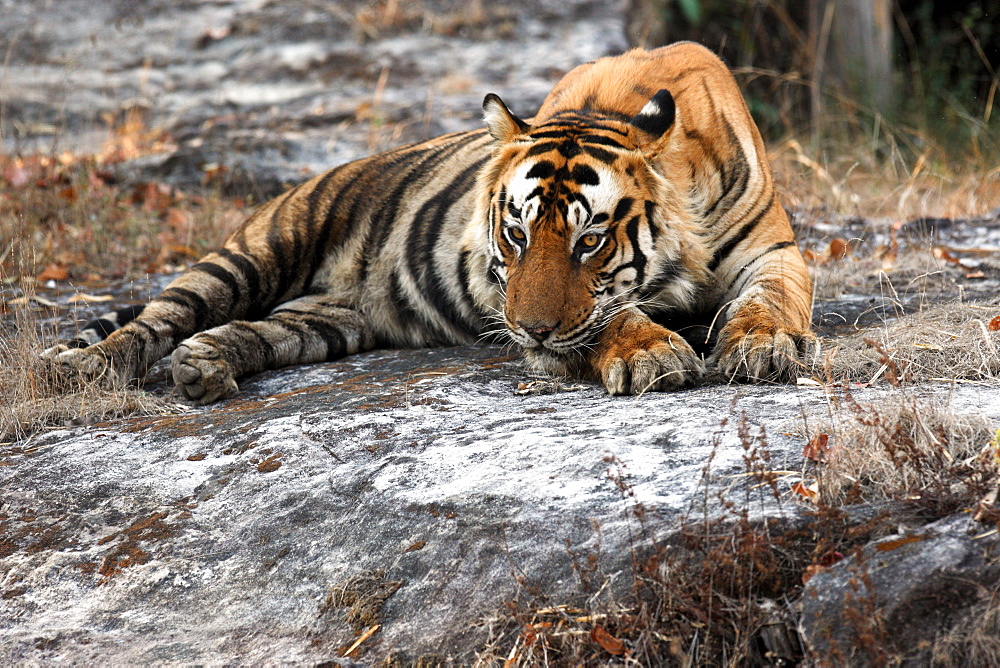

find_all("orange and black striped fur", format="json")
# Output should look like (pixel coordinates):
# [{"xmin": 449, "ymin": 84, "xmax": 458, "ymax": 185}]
[{"xmin": 45, "ymin": 43, "xmax": 816, "ymax": 403}]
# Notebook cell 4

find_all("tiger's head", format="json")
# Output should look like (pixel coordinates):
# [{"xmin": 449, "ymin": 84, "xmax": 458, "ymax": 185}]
[{"xmin": 471, "ymin": 90, "xmax": 709, "ymax": 368}]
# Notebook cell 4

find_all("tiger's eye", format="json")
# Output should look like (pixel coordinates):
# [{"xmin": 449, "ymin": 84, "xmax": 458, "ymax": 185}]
[
  {"xmin": 509, "ymin": 227, "xmax": 526, "ymax": 241},
  {"xmin": 581, "ymin": 233, "xmax": 600, "ymax": 248}
]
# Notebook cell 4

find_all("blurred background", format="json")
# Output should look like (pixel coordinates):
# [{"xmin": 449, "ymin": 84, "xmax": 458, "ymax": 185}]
[{"xmin": 629, "ymin": 0, "xmax": 999, "ymax": 162}]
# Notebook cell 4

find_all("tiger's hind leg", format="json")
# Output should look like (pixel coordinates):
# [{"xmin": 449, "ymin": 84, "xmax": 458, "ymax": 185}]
[{"xmin": 170, "ymin": 295, "xmax": 375, "ymax": 404}]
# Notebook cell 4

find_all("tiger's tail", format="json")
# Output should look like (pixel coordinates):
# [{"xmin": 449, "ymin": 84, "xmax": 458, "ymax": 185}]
[{"xmin": 61, "ymin": 304, "xmax": 145, "ymax": 348}]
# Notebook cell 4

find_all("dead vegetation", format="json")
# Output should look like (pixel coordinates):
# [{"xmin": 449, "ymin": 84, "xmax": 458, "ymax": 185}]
[
  {"xmin": 0, "ymin": 279, "xmax": 179, "ymax": 444},
  {"xmin": 479, "ymin": 392, "xmax": 1000, "ymax": 665},
  {"xmin": 823, "ymin": 302, "xmax": 1000, "ymax": 385}
]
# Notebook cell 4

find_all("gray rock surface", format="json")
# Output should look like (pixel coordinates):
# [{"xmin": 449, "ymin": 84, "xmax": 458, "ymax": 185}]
[
  {"xmin": 5, "ymin": 0, "xmax": 1000, "ymax": 663},
  {"xmin": 2, "ymin": 0, "xmax": 627, "ymax": 197},
  {"xmin": 4, "ymin": 343, "xmax": 1000, "ymax": 662},
  {"xmin": 798, "ymin": 513, "xmax": 1000, "ymax": 666},
  {"xmin": 1, "ymin": 345, "xmax": 816, "ymax": 663}
]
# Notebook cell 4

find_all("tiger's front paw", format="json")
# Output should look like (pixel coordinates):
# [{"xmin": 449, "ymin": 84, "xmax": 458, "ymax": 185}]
[
  {"xmin": 41, "ymin": 344, "xmax": 117, "ymax": 384},
  {"xmin": 592, "ymin": 312, "xmax": 704, "ymax": 395},
  {"xmin": 171, "ymin": 340, "xmax": 238, "ymax": 405},
  {"xmin": 712, "ymin": 307, "xmax": 819, "ymax": 383}
]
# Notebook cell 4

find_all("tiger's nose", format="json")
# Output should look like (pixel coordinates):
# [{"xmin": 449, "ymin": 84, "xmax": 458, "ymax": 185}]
[{"xmin": 517, "ymin": 321, "xmax": 558, "ymax": 342}]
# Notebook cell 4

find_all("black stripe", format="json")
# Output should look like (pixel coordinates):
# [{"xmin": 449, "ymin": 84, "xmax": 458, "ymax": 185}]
[
  {"xmin": 217, "ymin": 248, "xmax": 264, "ymax": 319},
  {"xmin": 612, "ymin": 198, "xmax": 634, "ymax": 223},
  {"xmin": 581, "ymin": 145, "xmax": 617, "ymax": 164},
  {"xmin": 158, "ymin": 287, "xmax": 210, "ymax": 329},
  {"xmin": 727, "ymin": 240, "xmax": 797, "ymax": 293},
  {"xmin": 226, "ymin": 322, "xmax": 277, "ymax": 366},
  {"xmin": 86, "ymin": 317, "xmax": 120, "ymax": 339},
  {"xmin": 580, "ymin": 135, "xmax": 627, "ymax": 149},
  {"xmin": 306, "ymin": 168, "xmax": 353, "ymax": 285},
  {"xmin": 526, "ymin": 161, "xmax": 555, "ymax": 180},
  {"xmin": 526, "ymin": 141, "xmax": 563, "ymax": 157},
  {"xmin": 624, "ymin": 214, "xmax": 647, "ymax": 283},
  {"xmin": 114, "ymin": 304, "xmax": 144, "ymax": 325},
  {"xmin": 708, "ymin": 197, "xmax": 774, "ymax": 272},
  {"xmin": 528, "ymin": 130, "xmax": 573, "ymax": 139},
  {"xmin": 388, "ymin": 271, "xmax": 437, "ymax": 339},
  {"xmin": 457, "ymin": 250, "xmax": 479, "ymax": 328},
  {"xmin": 293, "ymin": 315, "xmax": 348, "ymax": 359},
  {"xmin": 191, "ymin": 262, "xmax": 242, "ymax": 306},
  {"xmin": 360, "ymin": 131, "xmax": 485, "ymax": 282},
  {"xmin": 571, "ymin": 164, "xmax": 599, "ymax": 186},
  {"xmin": 645, "ymin": 201, "xmax": 659, "ymax": 241},
  {"xmin": 406, "ymin": 157, "xmax": 489, "ymax": 337}
]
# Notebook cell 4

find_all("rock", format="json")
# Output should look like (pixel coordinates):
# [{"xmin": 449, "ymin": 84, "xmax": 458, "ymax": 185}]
[
  {"xmin": 797, "ymin": 513, "xmax": 1000, "ymax": 665},
  {"xmin": 0, "ymin": 345, "xmax": 820, "ymax": 663},
  {"xmin": 4, "ymin": 342, "xmax": 1000, "ymax": 662}
]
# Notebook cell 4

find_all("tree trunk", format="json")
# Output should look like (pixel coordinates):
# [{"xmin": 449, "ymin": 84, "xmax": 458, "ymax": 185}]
[{"xmin": 810, "ymin": 0, "xmax": 894, "ymax": 126}]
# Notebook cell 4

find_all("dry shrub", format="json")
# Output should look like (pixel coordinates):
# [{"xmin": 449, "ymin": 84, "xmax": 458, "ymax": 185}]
[
  {"xmin": 810, "ymin": 391, "xmax": 994, "ymax": 508},
  {"xmin": 822, "ymin": 302, "xmax": 1000, "ymax": 385},
  {"xmin": 480, "ymin": 418, "xmax": 828, "ymax": 666}
]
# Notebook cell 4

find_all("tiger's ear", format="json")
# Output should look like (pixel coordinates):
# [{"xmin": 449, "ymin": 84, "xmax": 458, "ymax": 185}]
[
  {"xmin": 483, "ymin": 93, "xmax": 531, "ymax": 143},
  {"xmin": 629, "ymin": 89, "xmax": 676, "ymax": 156}
]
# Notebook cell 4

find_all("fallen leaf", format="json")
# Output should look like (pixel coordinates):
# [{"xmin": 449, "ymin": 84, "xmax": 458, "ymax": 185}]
[
  {"xmin": 791, "ymin": 480, "xmax": 819, "ymax": 503},
  {"xmin": 828, "ymin": 238, "xmax": 849, "ymax": 260},
  {"xmin": 36, "ymin": 265, "xmax": 70, "ymax": 282},
  {"xmin": 875, "ymin": 533, "xmax": 927, "ymax": 552},
  {"xmin": 590, "ymin": 625, "xmax": 625, "ymax": 656},
  {"xmin": 801, "ymin": 563, "xmax": 825, "ymax": 584},
  {"xmin": 818, "ymin": 550, "xmax": 845, "ymax": 567},
  {"xmin": 802, "ymin": 433, "xmax": 829, "ymax": 461},
  {"xmin": 7, "ymin": 295, "xmax": 60, "ymax": 308},
  {"xmin": 67, "ymin": 293, "xmax": 115, "ymax": 303},
  {"xmin": 932, "ymin": 246, "xmax": 961, "ymax": 265},
  {"xmin": 403, "ymin": 540, "xmax": 426, "ymax": 552}
]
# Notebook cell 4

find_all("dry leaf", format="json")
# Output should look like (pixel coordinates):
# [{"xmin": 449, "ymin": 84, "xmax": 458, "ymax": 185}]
[
  {"xmin": 791, "ymin": 480, "xmax": 819, "ymax": 503},
  {"xmin": 802, "ymin": 433, "xmax": 829, "ymax": 462},
  {"xmin": 590, "ymin": 625, "xmax": 625, "ymax": 656},
  {"xmin": 67, "ymin": 293, "xmax": 115, "ymax": 303},
  {"xmin": 828, "ymin": 238, "xmax": 849, "ymax": 261},
  {"xmin": 8, "ymin": 295, "xmax": 60, "ymax": 308},
  {"xmin": 932, "ymin": 246, "xmax": 961, "ymax": 265},
  {"xmin": 36, "ymin": 265, "xmax": 70, "ymax": 282},
  {"xmin": 801, "ymin": 563, "xmax": 825, "ymax": 584}
]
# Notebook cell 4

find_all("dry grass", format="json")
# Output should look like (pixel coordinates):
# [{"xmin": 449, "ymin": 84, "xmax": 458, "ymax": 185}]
[
  {"xmin": 0, "ymin": 290, "xmax": 179, "ymax": 443},
  {"xmin": 808, "ymin": 391, "xmax": 995, "ymax": 508},
  {"xmin": 0, "ymin": 299, "xmax": 185, "ymax": 446},
  {"xmin": 822, "ymin": 302, "xmax": 1000, "ymax": 385},
  {"xmin": 0, "ymin": 112, "xmax": 248, "ymax": 282},
  {"xmin": 772, "ymin": 137, "xmax": 1000, "ymax": 222},
  {"xmin": 931, "ymin": 589, "xmax": 1000, "ymax": 668}
]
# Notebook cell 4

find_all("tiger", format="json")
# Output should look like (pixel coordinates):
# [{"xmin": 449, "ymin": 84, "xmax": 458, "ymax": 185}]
[{"xmin": 44, "ymin": 42, "xmax": 817, "ymax": 405}]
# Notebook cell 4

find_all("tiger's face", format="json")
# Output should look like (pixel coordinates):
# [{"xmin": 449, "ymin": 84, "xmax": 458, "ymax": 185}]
[{"xmin": 478, "ymin": 92, "xmax": 705, "ymax": 359}]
